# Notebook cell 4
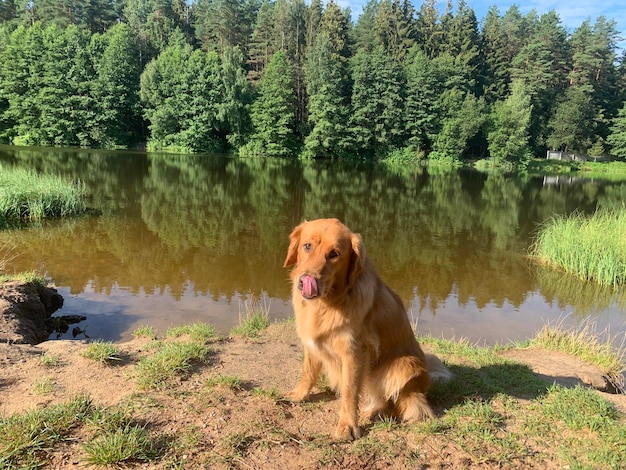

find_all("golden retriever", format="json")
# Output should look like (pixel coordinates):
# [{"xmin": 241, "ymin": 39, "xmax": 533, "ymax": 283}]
[{"xmin": 284, "ymin": 218, "xmax": 451, "ymax": 439}]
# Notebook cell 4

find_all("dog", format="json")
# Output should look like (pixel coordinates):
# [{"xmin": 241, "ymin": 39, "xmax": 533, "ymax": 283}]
[{"xmin": 284, "ymin": 218, "xmax": 451, "ymax": 439}]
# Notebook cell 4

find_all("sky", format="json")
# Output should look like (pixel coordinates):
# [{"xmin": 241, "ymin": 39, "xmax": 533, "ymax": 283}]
[{"xmin": 336, "ymin": 0, "xmax": 626, "ymax": 52}]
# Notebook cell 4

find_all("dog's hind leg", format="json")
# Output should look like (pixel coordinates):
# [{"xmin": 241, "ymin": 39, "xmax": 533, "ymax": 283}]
[
  {"xmin": 394, "ymin": 384, "xmax": 435, "ymax": 422},
  {"xmin": 379, "ymin": 356, "xmax": 434, "ymax": 422}
]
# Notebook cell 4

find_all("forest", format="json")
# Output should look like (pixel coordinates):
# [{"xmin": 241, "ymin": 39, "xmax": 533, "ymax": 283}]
[{"xmin": 1, "ymin": 0, "xmax": 626, "ymax": 164}]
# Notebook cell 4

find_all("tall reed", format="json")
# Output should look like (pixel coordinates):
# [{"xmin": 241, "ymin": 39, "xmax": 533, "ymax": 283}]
[
  {"xmin": 0, "ymin": 166, "xmax": 86, "ymax": 221},
  {"xmin": 532, "ymin": 210, "xmax": 626, "ymax": 288}
]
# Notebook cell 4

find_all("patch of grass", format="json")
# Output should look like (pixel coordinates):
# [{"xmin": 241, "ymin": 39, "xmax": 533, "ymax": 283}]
[
  {"xmin": 416, "ymin": 332, "xmax": 626, "ymax": 468},
  {"xmin": 162, "ymin": 425, "xmax": 205, "ymax": 467},
  {"xmin": 0, "ymin": 271, "xmax": 46, "ymax": 286},
  {"xmin": 526, "ymin": 319, "xmax": 625, "ymax": 392},
  {"xmin": 82, "ymin": 424, "xmax": 157, "ymax": 466},
  {"xmin": 230, "ymin": 298, "xmax": 270, "ymax": 338},
  {"xmin": 32, "ymin": 376, "xmax": 56, "ymax": 396},
  {"xmin": 133, "ymin": 325, "xmax": 157, "ymax": 339},
  {"xmin": 82, "ymin": 340, "xmax": 122, "ymax": 364},
  {"xmin": 166, "ymin": 322, "xmax": 218, "ymax": 342},
  {"xmin": 0, "ymin": 166, "xmax": 86, "ymax": 221},
  {"xmin": 206, "ymin": 374, "xmax": 244, "ymax": 391},
  {"xmin": 40, "ymin": 352, "xmax": 63, "ymax": 367},
  {"xmin": 530, "ymin": 384, "xmax": 626, "ymax": 469},
  {"xmin": 580, "ymin": 160, "xmax": 626, "ymax": 180},
  {"xmin": 531, "ymin": 209, "xmax": 626, "ymax": 288},
  {"xmin": 540, "ymin": 384, "xmax": 619, "ymax": 431},
  {"xmin": 135, "ymin": 341, "xmax": 211, "ymax": 389},
  {"xmin": 526, "ymin": 158, "xmax": 580, "ymax": 175},
  {"xmin": 0, "ymin": 395, "xmax": 93, "ymax": 468},
  {"xmin": 252, "ymin": 386, "xmax": 281, "ymax": 400}
]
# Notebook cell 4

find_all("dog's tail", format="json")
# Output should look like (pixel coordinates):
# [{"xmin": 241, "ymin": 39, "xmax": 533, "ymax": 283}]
[{"xmin": 425, "ymin": 353, "xmax": 453, "ymax": 382}]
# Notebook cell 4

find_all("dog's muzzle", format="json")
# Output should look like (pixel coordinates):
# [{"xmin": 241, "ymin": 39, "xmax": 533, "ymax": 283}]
[{"xmin": 298, "ymin": 274, "xmax": 319, "ymax": 299}]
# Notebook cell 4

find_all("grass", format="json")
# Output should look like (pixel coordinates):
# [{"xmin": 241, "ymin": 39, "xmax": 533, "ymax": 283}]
[
  {"xmin": 81, "ymin": 340, "xmax": 122, "ymax": 364},
  {"xmin": 531, "ymin": 209, "xmax": 626, "ymax": 288},
  {"xmin": 580, "ymin": 160, "xmax": 626, "ymax": 180},
  {"xmin": 133, "ymin": 325, "xmax": 157, "ymax": 339},
  {"xmin": 0, "ymin": 395, "xmax": 93, "ymax": 468},
  {"xmin": 32, "ymin": 376, "xmax": 56, "ymax": 396},
  {"xmin": 40, "ymin": 352, "xmax": 63, "ymax": 367},
  {"xmin": 0, "ymin": 396, "xmax": 158, "ymax": 468},
  {"xmin": 82, "ymin": 424, "xmax": 156, "ymax": 466},
  {"xmin": 206, "ymin": 374, "xmax": 244, "ymax": 391},
  {"xmin": 0, "ymin": 166, "xmax": 86, "ymax": 222},
  {"xmin": 0, "ymin": 271, "xmax": 45, "ymax": 285},
  {"xmin": 165, "ymin": 322, "xmax": 218, "ymax": 342},
  {"xmin": 230, "ymin": 298, "xmax": 270, "ymax": 338},
  {"xmin": 135, "ymin": 339, "xmax": 211, "ymax": 389}
]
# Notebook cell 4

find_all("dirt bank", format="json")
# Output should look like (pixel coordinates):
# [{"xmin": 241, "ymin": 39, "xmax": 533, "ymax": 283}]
[{"xmin": 1, "ymin": 281, "xmax": 625, "ymax": 468}]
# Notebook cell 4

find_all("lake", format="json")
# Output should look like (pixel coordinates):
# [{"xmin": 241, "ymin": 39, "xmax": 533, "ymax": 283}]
[{"xmin": 1, "ymin": 145, "xmax": 625, "ymax": 345}]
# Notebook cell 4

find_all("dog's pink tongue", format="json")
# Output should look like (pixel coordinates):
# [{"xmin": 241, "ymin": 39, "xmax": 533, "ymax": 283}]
[{"xmin": 301, "ymin": 275, "xmax": 318, "ymax": 298}]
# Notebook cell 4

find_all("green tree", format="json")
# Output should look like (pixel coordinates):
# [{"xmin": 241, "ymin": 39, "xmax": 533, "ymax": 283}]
[
  {"xmin": 441, "ymin": 0, "xmax": 480, "ymax": 92},
  {"xmin": 403, "ymin": 47, "xmax": 442, "ymax": 152},
  {"xmin": 124, "ymin": 0, "xmax": 191, "ymax": 66},
  {"xmin": 486, "ymin": 80, "xmax": 533, "ymax": 163},
  {"xmin": 352, "ymin": 0, "xmax": 379, "ymax": 53},
  {"xmin": 241, "ymin": 50, "xmax": 298, "ymax": 157},
  {"xmin": 302, "ymin": 32, "xmax": 351, "ymax": 158},
  {"xmin": 89, "ymin": 23, "xmax": 142, "ymax": 148},
  {"xmin": 247, "ymin": 0, "xmax": 275, "ymax": 82},
  {"xmin": 141, "ymin": 43, "xmax": 227, "ymax": 152},
  {"xmin": 350, "ymin": 46, "xmax": 405, "ymax": 156},
  {"xmin": 607, "ymin": 103, "xmax": 626, "ymax": 159},
  {"xmin": 302, "ymin": 0, "xmax": 352, "ymax": 158},
  {"xmin": 414, "ymin": 0, "xmax": 439, "ymax": 59},
  {"xmin": 510, "ymin": 10, "xmax": 569, "ymax": 152},
  {"xmin": 479, "ymin": 6, "xmax": 509, "ymax": 104},
  {"xmin": 193, "ymin": 0, "xmax": 256, "ymax": 54},
  {"xmin": 372, "ymin": 0, "xmax": 415, "ymax": 62},
  {"xmin": 0, "ymin": 0, "xmax": 17, "ymax": 22},
  {"xmin": 432, "ymin": 89, "xmax": 486, "ymax": 161},
  {"xmin": 0, "ymin": 23, "xmax": 96, "ymax": 146},
  {"xmin": 219, "ymin": 45, "xmax": 252, "ymax": 147},
  {"xmin": 546, "ymin": 86, "xmax": 596, "ymax": 153},
  {"xmin": 0, "ymin": 23, "xmax": 46, "ymax": 143}
]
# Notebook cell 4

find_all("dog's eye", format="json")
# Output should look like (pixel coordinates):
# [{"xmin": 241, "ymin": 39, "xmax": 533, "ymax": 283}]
[
  {"xmin": 303, "ymin": 243, "xmax": 312, "ymax": 253},
  {"xmin": 328, "ymin": 250, "xmax": 339, "ymax": 260}
]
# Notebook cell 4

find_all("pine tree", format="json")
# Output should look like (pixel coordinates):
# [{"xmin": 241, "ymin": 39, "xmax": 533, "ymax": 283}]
[
  {"xmin": 607, "ymin": 103, "xmax": 626, "ymax": 158},
  {"xmin": 243, "ymin": 50, "xmax": 298, "ymax": 156},
  {"xmin": 404, "ymin": 46, "xmax": 442, "ymax": 152},
  {"xmin": 480, "ymin": 6, "xmax": 509, "ymax": 104},
  {"xmin": 302, "ymin": 0, "xmax": 352, "ymax": 158},
  {"xmin": 414, "ymin": 0, "xmax": 439, "ymax": 59},
  {"xmin": 303, "ymin": 33, "xmax": 351, "ymax": 158},
  {"xmin": 349, "ymin": 46, "xmax": 406, "ymax": 156},
  {"xmin": 247, "ymin": 0, "xmax": 275, "ymax": 83},
  {"xmin": 372, "ymin": 0, "xmax": 415, "ymax": 63}
]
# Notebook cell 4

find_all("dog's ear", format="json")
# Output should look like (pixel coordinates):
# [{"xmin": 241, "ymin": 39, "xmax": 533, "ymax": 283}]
[
  {"xmin": 348, "ymin": 232, "xmax": 366, "ymax": 288},
  {"xmin": 283, "ymin": 223, "xmax": 304, "ymax": 267}
]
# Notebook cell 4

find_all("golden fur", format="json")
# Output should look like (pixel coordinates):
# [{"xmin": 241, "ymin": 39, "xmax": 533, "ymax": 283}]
[{"xmin": 284, "ymin": 218, "xmax": 451, "ymax": 439}]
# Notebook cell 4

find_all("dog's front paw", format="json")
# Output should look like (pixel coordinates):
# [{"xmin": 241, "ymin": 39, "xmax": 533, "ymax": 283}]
[
  {"xmin": 335, "ymin": 420, "xmax": 362, "ymax": 440},
  {"xmin": 287, "ymin": 388, "xmax": 310, "ymax": 402}
]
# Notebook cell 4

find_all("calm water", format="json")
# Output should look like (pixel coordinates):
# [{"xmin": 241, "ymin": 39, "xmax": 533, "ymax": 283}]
[{"xmin": 1, "ymin": 145, "xmax": 625, "ymax": 345}]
